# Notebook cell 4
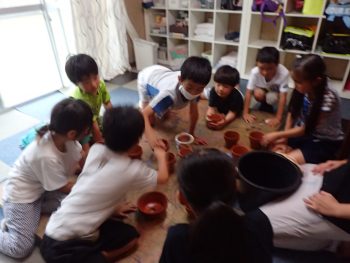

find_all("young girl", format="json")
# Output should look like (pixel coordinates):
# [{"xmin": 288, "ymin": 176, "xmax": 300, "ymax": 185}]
[
  {"xmin": 159, "ymin": 149, "xmax": 272, "ymax": 263},
  {"xmin": 262, "ymin": 54, "xmax": 344, "ymax": 164},
  {"xmin": 0, "ymin": 98, "xmax": 92, "ymax": 259}
]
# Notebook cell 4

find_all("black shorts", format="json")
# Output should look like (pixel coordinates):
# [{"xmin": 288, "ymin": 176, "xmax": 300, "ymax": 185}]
[
  {"xmin": 288, "ymin": 136, "xmax": 343, "ymax": 164},
  {"xmin": 40, "ymin": 219, "xmax": 139, "ymax": 263}
]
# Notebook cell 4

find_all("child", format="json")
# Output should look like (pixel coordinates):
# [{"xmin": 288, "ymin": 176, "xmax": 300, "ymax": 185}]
[
  {"xmin": 205, "ymin": 65, "xmax": 243, "ymax": 130},
  {"xmin": 40, "ymin": 106, "xmax": 169, "ymax": 263},
  {"xmin": 138, "ymin": 56, "xmax": 212, "ymax": 149},
  {"xmin": 0, "ymin": 98, "xmax": 93, "ymax": 258},
  {"xmin": 66, "ymin": 54, "xmax": 113, "ymax": 150},
  {"xmin": 243, "ymin": 46, "xmax": 289, "ymax": 127},
  {"xmin": 160, "ymin": 149, "xmax": 273, "ymax": 263},
  {"xmin": 261, "ymin": 54, "xmax": 344, "ymax": 164}
]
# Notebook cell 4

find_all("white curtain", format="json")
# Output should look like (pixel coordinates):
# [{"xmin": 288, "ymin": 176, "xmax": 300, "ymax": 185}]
[{"xmin": 70, "ymin": 0, "xmax": 131, "ymax": 80}]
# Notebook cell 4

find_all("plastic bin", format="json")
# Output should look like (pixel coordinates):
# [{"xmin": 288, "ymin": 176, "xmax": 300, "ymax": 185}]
[{"xmin": 133, "ymin": 38, "xmax": 159, "ymax": 71}]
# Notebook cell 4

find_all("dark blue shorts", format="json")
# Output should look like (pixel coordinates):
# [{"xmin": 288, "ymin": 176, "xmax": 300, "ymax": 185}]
[{"xmin": 288, "ymin": 136, "xmax": 343, "ymax": 164}]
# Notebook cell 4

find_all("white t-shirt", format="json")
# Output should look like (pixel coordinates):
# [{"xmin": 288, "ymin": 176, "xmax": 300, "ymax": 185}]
[
  {"xmin": 3, "ymin": 132, "xmax": 82, "ymax": 203},
  {"xmin": 45, "ymin": 144, "xmax": 158, "ymax": 241},
  {"xmin": 247, "ymin": 64, "xmax": 289, "ymax": 93},
  {"xmin": 138, "ymin": 65, "xmax": 199, "ymax": 118}
]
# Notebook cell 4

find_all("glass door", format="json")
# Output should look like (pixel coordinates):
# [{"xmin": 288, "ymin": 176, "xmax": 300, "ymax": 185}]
[{"xmin": 0, "ymin": 0, "xmax": 69, "ymax": 109}]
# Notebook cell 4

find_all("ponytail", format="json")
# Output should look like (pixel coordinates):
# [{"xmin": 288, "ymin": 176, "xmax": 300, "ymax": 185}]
[
  {"xmin": 189, "ymin": 202, "xmax": 248, "ymax": 263},
  {"xmin": 36, "ymin": 124, "xmax": 50, "ymax": 138}
]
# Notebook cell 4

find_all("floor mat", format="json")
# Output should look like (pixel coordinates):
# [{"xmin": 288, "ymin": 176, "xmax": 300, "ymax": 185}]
[
  {"xmin": 16, "ymin": 91, "xmax": 66, "ymax": 121},
  {"xmin": 109, "ymin": 87, "xmax": 139, "ymax": 106},
  {"xmin": 0, "ymin": 129, "xmax": 29, "ymax": 166}
]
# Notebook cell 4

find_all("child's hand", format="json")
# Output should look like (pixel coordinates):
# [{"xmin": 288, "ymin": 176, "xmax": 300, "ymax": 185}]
[
  {"xmin": 261, "ymin": 132, "xmax": 278, "ymax": 147},
  {"xmin": 243, "ymin": 113, "xmax": 256, "ymax": 124},
  {"xmin": 207, "ymin": 119, "xmax": 226, "ymax": 130},
  {"xmin": 193, "ymin": 136, "xmax": 207, "ymax": 145},
  {"xmin": 113, "ymin": 202, "xmax": 137, "ymax": 219},
  {"xmin": 265, "ymin": 117, "xmax": 281, "ymax": 128},
  {"xmin": 304, "ymin": 191, "xmax": 341, "ymax": 217},
  {"xmin": 153, "ymin": 145, "xmax": 167, "ymax": 159},
  {"xmin": 312, "ymin": 160, "xmax": 347, "ymax": 175}
]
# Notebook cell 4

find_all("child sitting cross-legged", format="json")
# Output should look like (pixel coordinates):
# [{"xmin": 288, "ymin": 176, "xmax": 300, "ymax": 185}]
[{"xmin": 40, "ymin": 106, "xmax": 169, "ymax": 263}]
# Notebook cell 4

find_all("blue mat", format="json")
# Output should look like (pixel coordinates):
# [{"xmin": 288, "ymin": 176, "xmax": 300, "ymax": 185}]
[
  {"xmin": 16, "ymin": 91, "xmax": 67, "ymax": 121},
  {"xmin": 109, "ymin": 87, "xmax": 139, "ymax": 106},
  {"xmin": 0, "ymin": 129, "xmax": 29, "ymax": 166}
]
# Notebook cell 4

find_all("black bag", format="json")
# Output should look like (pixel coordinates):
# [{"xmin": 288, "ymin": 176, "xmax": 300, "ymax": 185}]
[
  {"xmin": 281, "ymin": 26, "xmax": 314, "ymax": 51},
  {"xmin": 322, "ymin": 33, "xmax": 350, "ymax": 55}
]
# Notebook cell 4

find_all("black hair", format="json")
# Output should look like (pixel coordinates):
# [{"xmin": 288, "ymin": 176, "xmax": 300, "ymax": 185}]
[
  {"xmin": 177, "ymin": 149, "xmax": 247, "ymax": 263},
  {"xmin": 180, "ymin": 56, "xmax": 212, "ymax": 85},
  {"xmin": 102, "ymin": 106, "xmax": 145, "ymax": 152},
  {"xmin": 38, "ymin": 98, "xmax": 93, "ymax": 137},
  {"xmin": 65, "ymin": 54, "xmax": 98, "ymax": 85},
  {"xmin": 214, "ymin": 65, "xmax": 240, "ymax": 87},
  {"xmin": 256, "ymin": 46, "xmax": 279, "ymax": 64},
  {"xmin": 288, "ymin": 54, "xmax": 327, "ymax": 135}
]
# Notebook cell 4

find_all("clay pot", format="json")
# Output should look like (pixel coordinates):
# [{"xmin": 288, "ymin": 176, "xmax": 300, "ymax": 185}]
[
  {"xmin": 175, "ymin": 132, "xmax": 194, "ymax": 151},
  {"xmin": 166, "ymin": 152, "xmax": 176, "ymax": 174},
  {"xmin": 137, "ymin": 191, "xmax": 168, "ymax": 217},
  {"xmin": 224, "ymin": 130, "xmax": 240, "ymax": 149},
  {"xmin": 231, "ymin": 145, "xmax": 249, "ymax": 160},
  {"xmin": 249, "ymin": 131, "xmax": 264, "ymax": 150},
  {"xmin": 128, "ymin": 145, "xmax": 143, "ymax": 159},
  {"xmin": 178, "ymin": 145, "xmax": 193, "ymax": 158},
  {"xmin": 206, "ymin": 114, "xmax": 224, "ymax": 130}
]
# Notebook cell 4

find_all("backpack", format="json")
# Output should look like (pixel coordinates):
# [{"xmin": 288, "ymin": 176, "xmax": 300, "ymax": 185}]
[
  {"xmin": 322, "ymin": 33, "xmax": 350, "ymax": 55},
  {"xmin": 281, "ymin": 26, "xmax": 314, "ymax": 51},
  {"xmin": 221, "ymin": 0, "xmax": 243, "ymax": 10},
  {"xmin": 302, "ymin": 0, "xmax": 323, "ymax": 15},
  {"xmin": 252, "ymin": 0, "xmax": 286, "ymax": 27},
  {"xmin": 325, "ymin": 2, "xmax": 350, "ymax": 29},
  {"xmin": 294, "ymin": 0, "xmax": 303, "ymax": 11}
]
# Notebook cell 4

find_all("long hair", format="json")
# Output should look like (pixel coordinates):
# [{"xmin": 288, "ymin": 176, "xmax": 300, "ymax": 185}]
[{"xmin": 289, "ymin": 55, "xmax": 327, "ymax": 135}]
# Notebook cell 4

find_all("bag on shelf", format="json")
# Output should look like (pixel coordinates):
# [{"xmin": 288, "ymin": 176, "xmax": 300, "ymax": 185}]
[
  {"xmin": 252, "ymin": 0, "xmax": 286, "ymax": 27},
  {"xmin": 322, "ymin": 33, "xmax": 350, "ymax": 55},
  {"xmin": 281, "ymin": 26, "xmax": 314, "ymax": 51},
  {"xmin": 302, "ymin": 0, "xmax": 323, "ymax": 15},
  {"xmin": 221, "ymin": 0, "xmax": 243, "ymax": 10},
  {"xmin": 325, "ymin": 2, "xmax": 350, "ymax": 29}
]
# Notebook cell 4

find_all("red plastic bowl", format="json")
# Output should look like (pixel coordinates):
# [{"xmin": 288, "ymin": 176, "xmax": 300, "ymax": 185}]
[{"xmin": 137, "ymin": 191, "xmax": 168, "ymax": 216}]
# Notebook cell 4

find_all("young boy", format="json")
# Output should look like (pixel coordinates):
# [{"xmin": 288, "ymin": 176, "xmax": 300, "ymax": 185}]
[
  {"xmin": 138, "ymin": 56, "xmax": 212, "ymax": 149},
  {"xmin": 206, "ymin": 65, "xmax": 243, "ymax": 130},
  {"xmin": 243, "ymin": 47, "xmax": 289, "ymax": 127},
  {"xmin": 66, "ymin": 54, "xmax": 112, "ymax": 149},
  {"xmin": 40, "ymin": 106, "xmax": 169, "ymax": 263}
]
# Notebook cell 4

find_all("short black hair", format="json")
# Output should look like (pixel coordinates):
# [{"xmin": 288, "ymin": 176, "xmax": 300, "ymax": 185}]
[
  {"xmin": 102, "ymin": 106, "xmax": 145, "ymax": 152},
  {"xmin": 256, "ymin": 46, "xmax": 279, "ymax": 64},
  {"xmin": 180, "ymin": 56, "xmax": 212, "ymax": 85},
  {"xmin": 65, "ymin": 54, "xmax": 98, "ymax": 84},
  {"xmin": 48, "ymin": 98, "xmax": 93, "ymax": 136},
  {"xmin": 213, "ymin": 65, "xmax": 240, "ymax": 87}
]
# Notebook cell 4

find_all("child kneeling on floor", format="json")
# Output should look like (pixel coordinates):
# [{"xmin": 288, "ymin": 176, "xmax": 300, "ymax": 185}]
[
  {"xmin": 40, "ymin": 106, "xmax": 169, "ymax": 263},
  {"xmin": 205, "ymin": 65, "xmax": 243, "ymax": 129},
  {"xmin": 0, "ymin": 98, "xmax": 93, "ymax": 259}
]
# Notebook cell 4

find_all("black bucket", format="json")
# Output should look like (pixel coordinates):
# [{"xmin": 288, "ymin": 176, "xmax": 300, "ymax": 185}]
[{"xmin": 236, "ymin": 151, "xmax": 302, "ymax": 211}]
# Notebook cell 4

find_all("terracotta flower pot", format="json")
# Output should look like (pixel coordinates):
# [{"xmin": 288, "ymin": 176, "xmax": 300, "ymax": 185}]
[
  {"xmin": 166, "ymin": 152, "xmax": 176, "ymax": 174},
  {"xmin": 206, "ymin": 114, "xmax": 224, "ymax": 130},
  {"xmin": 231, "ymin": 145, "xmax": 249, "ymax": 160},
  {"xmin": 178, "ymin": 145, "xmax": 193, "ymax": 158},
  {"xmin": 137, "ymin": 191, "xmax": 168, "ymax": 217},
  {"xmin": 249, "ymin": 131, "xmax": 264, "ymax": 150},
  {"xmin": 128, "ymin": 145, "xmax": 143, "ymax": 159},
  {"xmin": 224, "ymin": 130, "xmax": 240, "ymax": 149}
]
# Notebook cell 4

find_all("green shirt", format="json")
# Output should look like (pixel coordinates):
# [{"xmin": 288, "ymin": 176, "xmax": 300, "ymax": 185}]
[{"xmin": 71, "ymin": 80, "xmax": 111, "ymax": 122}]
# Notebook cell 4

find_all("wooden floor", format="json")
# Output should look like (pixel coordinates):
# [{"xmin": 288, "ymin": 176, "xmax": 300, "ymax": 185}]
[{"xmin": 117, "ymin": 100, "xmax": 276, "ymax": 262}]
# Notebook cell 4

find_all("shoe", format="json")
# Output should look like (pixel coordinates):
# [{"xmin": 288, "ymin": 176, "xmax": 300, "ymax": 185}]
[{"xmin": 259, "ymin": 103, "xmax": 274, "ymax": 113}]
